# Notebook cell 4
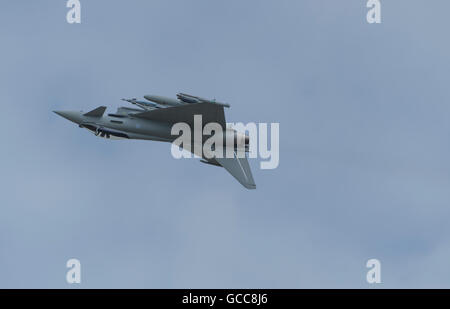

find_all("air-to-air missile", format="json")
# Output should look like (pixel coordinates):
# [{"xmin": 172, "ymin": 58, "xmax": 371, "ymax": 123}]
[
  {"xmin": 121, "ymin": 98, "xmax": 159, "ymax": 110},
  {"xmin": 142, "ymin": 93, "xmax": 231, "ymax": 108},
  {"xmin": 176, "ymin": 93, "xmax": 231, "ymax": 108}
]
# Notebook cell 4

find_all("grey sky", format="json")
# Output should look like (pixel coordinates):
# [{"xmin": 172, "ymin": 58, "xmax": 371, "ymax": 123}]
[{"xmin": 1, "ymin": 0, "xmax": 450, "ymax": 288}]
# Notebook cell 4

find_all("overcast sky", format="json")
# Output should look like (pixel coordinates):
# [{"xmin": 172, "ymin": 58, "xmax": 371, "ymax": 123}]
[{"xmin": 1, "ymin": 0, "xmax": 450, "ymax": 288}]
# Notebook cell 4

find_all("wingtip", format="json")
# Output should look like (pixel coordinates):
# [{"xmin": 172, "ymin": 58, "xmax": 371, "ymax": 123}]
[{"xmin": 244, "ymin": 183, "xmax": 256, "ymax": 190}]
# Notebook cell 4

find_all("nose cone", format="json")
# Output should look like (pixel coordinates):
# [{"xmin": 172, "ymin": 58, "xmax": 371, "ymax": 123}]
[{"xmin": 53, "ymin": 110, "xmax": 82, "ymax": 124}]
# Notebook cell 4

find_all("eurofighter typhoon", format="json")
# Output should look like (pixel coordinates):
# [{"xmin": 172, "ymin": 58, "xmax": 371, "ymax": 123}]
[{"xmin": 54, "ymin": 93, "xmax": 256, "ymax": 189}]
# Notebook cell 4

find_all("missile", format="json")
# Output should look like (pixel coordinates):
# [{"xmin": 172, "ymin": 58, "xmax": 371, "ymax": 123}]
[
  {"xmin": 144, "ymin": 95, "xmax": 181, "ymax": 107},
  {"xmin": 177, "ymin": 93, "xmax": 200, "ymax": 104},
  {"xmin": 177, "ymin": 93, "xmax": 230, "ymax": 108},
  {"xmin": 122, "ymin": 98, "xmax": 159, "ymax": 110},
  {"xmin": 140, "ymin": 93, "xmax": 230, "ymax": 108}
]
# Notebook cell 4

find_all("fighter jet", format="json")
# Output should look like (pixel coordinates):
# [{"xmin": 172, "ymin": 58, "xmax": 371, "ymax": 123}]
[{"xmin": 54, "ymin": 93, "xmax": 256, "ymax": 189}]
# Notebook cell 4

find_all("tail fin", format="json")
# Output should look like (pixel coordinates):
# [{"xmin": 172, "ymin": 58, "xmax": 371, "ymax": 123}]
[
  {"xmin": 83, "ymin": 106, "xmax": 107, "ymax": 117},
  {"xmin": 215, "ymin": 151, "xmax": 256, "ymax": 189}
]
